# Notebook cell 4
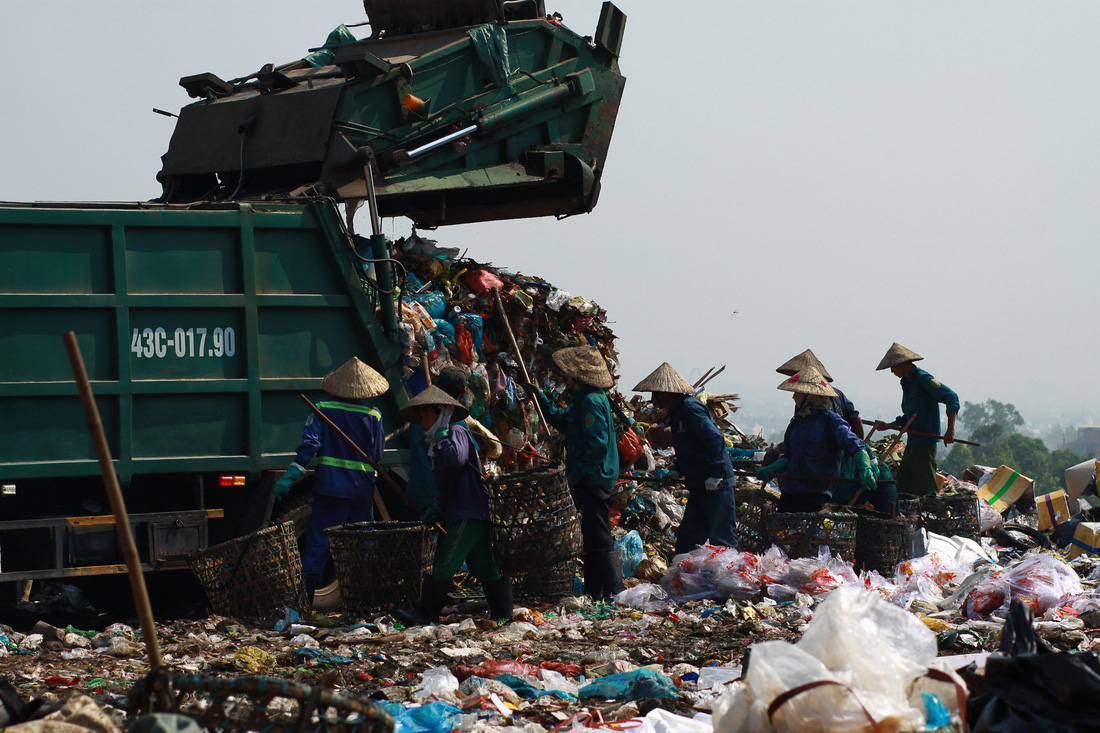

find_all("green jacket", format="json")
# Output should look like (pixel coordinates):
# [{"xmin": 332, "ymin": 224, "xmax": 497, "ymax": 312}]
[
  {"xmin": 896, "ymin": 365, "xmax": 960, "ymax": 447},
  {"xmin": 537, "ymin": 385, "xmax": 618, "ymax": 489}
]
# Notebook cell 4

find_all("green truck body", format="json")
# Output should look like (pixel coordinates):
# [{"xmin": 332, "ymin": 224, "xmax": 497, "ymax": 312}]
[{"xmin": 0, "ymin": 200, "xmax": 406, "ymax": 581}]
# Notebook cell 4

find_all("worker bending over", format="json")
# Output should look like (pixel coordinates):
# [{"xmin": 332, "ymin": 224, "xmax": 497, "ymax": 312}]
[{"xmin": 634, "ymin": 362, "xmax": 737, "ymax": 555}]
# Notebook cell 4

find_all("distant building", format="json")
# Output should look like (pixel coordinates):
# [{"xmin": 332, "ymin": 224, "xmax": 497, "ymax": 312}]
[{"xmin": 1069, "ymin": 425, "xmax": 1100, "ymax": 457}]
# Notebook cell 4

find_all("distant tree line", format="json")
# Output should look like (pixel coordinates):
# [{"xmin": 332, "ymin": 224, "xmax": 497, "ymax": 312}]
[{"xmin": 940, "ymin": 399, "xmax": 1086, "ymax": 493}]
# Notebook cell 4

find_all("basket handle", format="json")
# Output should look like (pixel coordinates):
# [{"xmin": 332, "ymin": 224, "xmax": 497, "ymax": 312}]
[{"xmin": 767, "ymin": 680, "xmax": 881, "ymax": 733}]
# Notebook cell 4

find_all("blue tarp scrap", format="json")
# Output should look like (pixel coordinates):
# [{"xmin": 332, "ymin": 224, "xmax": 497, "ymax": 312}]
[{"xmin": 578, "ymin": 669, "xmax": 680, "ymax": 701}]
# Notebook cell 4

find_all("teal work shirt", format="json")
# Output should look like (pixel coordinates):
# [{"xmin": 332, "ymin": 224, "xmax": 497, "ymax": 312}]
[
  {"xmin": 895, "ymin": 365, "xmax": 960, "ymax": 447},
  {"xmin": 536, "ymin": 385, "xmax": 619, "ymax": 489}
]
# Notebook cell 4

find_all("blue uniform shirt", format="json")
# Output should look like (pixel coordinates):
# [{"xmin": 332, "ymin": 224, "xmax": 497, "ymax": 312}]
[
  {"xmin": 895, "ymin": 365, "xmax": 960, "ymax": 447},
  {"xmin": 292, "ymin": 398, "xmax": 384, "ymax": 500},
  {"xmin": 669, "ymin": 396, "xmax": 735, "ymax": 484},
  {"xmin": 783, "ymin": 409, "xmax": 866, "ymax": 496}
]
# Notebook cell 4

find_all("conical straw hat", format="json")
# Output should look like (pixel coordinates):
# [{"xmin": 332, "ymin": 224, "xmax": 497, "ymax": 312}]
[
  {"xmin": 551, "ymin": 345, "xmax": 614, "ymax": 389},
  {"xmin": 322, "ymin": 357, "xmax": 389, "ymax": 399},
  {"xmin": 399, "ymin": 385, "xmax": 469, "ymax": 423},
  {"xmin": 776, "ymin": 349, "xmax": 833, "ymax": 382},
  {"xmin": 632, "ymin": 363, "xmax": 694, "ymax": 394},
  {"xmin": 777, "ymin": 366, "xmax": 838, "ymax": 397},
  {"xmin": 876, "ymin": 343, "xmax": 923, "ymax": 371}
]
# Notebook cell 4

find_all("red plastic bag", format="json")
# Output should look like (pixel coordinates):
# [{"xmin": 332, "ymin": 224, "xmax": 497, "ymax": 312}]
[
  {"xmin": 618, "ymin": 428, "xmax": 644, "ymax": 467},
  {"xmin": 455, "ymin": 323, "xmax": 475, "ymax": 365},
  {"xmin": 463, "ymin": 269, "xmax": 504, "ymax": 295}
]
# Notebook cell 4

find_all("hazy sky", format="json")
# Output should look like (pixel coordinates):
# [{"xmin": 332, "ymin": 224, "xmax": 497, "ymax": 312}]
[{"xmin": 3, "ymin": 2, "xmax": 1097, "ymax": 433}]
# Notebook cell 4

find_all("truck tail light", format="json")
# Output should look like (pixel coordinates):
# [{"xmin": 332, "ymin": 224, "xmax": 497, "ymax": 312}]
[{"xmin": 218, "ymin": 475, "xmax": 247, "ymax": 487}]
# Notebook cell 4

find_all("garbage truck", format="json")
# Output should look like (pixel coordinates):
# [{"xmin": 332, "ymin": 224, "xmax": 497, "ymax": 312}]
[{"xmin": 0, "ymin": 0, "xmax": 626, "ymax": 608}]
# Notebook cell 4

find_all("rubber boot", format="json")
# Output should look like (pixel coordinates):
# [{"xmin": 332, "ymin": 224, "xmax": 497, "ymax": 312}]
[
  {"xmin": 483, "ymin": 577, "xmax": 514, "ymax": 622},
  {"xmin": 583, "ymin": 553, "xmax": 607, "ymax": 601},
  {"xmin": 603, "ymin": 551, "xmax": 623, "ymax": 598},
  {"xmin": 393, "ymin": 576, "xmax": 449, "ymax": 626}
]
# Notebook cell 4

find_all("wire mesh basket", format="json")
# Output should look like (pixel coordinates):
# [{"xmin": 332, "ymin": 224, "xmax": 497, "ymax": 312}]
[
  {"xmin": 511, "ymin": 557, "xmax": 578, "ymax": 605},
  {"xmin": 130, "ymin": 670, "xmax": 394, "ymax": 733},
  {"xmin": 852, "ymin": 508, "xmax": 910, "ymax": 574},
  {"xmin": 736, "ymin": 488, "xmax": 778, "ymax": 554},
  {"xmin": 899, "ymin": 492, "xmax": 980, "ymax": 541},
  {"xmin": 326, "ymin": 521, "xmax": 437, "ymax": 613},
  {"xmin": 486, "ymin": 463, "xmax": 582, "ymax": 572},
  {"xmin": 762, "ymin": 511, "xmax": 857, "ymax": 560},
  {"xmin": 189, "ymin": 521, "xmax": 309, "ymax": 620}
]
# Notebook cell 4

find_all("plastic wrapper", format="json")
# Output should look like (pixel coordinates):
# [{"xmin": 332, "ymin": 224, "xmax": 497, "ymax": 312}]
[
  {"xmin": 766, "ymin": 548, "xmax": 858, "ymax": 601},
  {"xmin": 454, "ymin": 659, "xmax": 540, "ymax": 681},
  {"xmin": 545, "ymin": 289, "xmax": 571, "ymax": 311}
]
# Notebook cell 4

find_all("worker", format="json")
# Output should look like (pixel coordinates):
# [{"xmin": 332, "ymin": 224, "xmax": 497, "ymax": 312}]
[
  {"xmin": 435, "ymin": 366, "xmax": 503, "ymax": 461},
  {"xmin": 529, "ymin": 345, "xmax": 621, "ymax": 600},
  {"xmin": 273, "ymin": 357, "xmax": 388, "ymax": 604},
  {"xmin": 873, "ymin": 343, "xmax": 960, "ymax": 496},
  {"xmin": 393, "ymin": 386, "xmax": 512, "ymax": 625},
  {"xmin": 776, "ymin": 349, "xmax": 864, "ymax": 438},
  {"xmin": 756, "ymin": 367, "xmax": 875, "ymax": 512},
  {"xmin": 633, "ymin": 362, "xmax": 738, "ymax": 555}
]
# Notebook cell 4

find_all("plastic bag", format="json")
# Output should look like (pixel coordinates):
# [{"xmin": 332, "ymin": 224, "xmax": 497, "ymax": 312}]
[
  {"xmin": 413, "ymin": 665, "xmax": 460, "ymax": 702},
  {"xmin": 618, "ymin": 428, "xmax": 645, "ymax": 467},
  {"xmin": 463, "ymin": 269, "xmax": 504, "ymax": 294},
  {"xmin": 615, "ymin": 530, "xmax": 645, "ymax": 578},
  {"xmin": 978, "ymin": 498, "xmax": 1004, "ymax": 532},
  {"xmin": 965, "ymin": 573, "xmax": 1010, "ymax": 619},
  {"xmin": 546, "ymin": 289, "xmax": 571, "ymax": 311},
  {"xmin": 1005, "ymin": 553, "xmax": 1083, "ymax": 616},
  {"xmin": 968, "ymin": 601, "xmax": 1100, "ymax": 731},
  {"xmin": 410, "ymin": 291, "xmax": 447, "ymax": 319},
  {"xmin": 578, "ymin": 668, "xmax": 679, "ymax": 701},
  {"xmin": 798, "ymin": 586, "xmax": 937, "ymax": 705},
  {"xmin": 613, "ymin": 582, "xmax": 669, "ymax": 611}
]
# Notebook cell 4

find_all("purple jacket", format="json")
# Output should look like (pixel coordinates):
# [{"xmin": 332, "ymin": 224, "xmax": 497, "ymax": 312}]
[{"xmin": 433, "ymin": 423, "xmax": 491, "ymax": 525}]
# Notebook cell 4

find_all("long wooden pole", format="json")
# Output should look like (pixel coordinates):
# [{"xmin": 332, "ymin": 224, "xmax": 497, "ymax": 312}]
[
  {"xmin": 861, "ymin": 418, "xmax": 979, "ymax": 446},
  {"xmin": 491, "ymin": 288, "xmax": 549, "ymax": 435},
  {"xmin": 63, "ymin": 332, "xmax": 162, "ymax": 674}
]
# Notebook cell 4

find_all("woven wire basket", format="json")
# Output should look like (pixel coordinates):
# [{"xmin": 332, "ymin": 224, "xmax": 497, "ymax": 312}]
[
  {"xmin": 130, "ymin": 670, "xmax": 394, "ymax": 733},
  {"xmin": 487, "ymin": 463, "xmax": 582, "ymax": 571},
  {"xmin": 325, "ymin": 522, "xmax": 437, "ymax": 613},
  {"xmin": 899, "ymin": 492, "xmax": 980, "ymax": 541},
  {"xmin": 511, "ymin": 557, "xmax": 578, "ymax": 605},
  {"xmin": 763, "ymin": 511, "xmax": 857, "ymax": 560},
  {"xmin": 853, "ymin": 508, "xmax": 910, "ymax": 574},
  {"xmin": 920, "ymin": 493, "xmax": 980, "ymax": 540},
  {"xmin": 189, "ymin": 521, "xmax": 309, "ymax": 620},
  {"xmin": 736, "ymin": 489, "xmax": 777, "ymax": 554}
]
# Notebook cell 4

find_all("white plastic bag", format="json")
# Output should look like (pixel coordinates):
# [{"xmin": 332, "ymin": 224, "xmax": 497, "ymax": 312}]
[
  {"xmin": 1005, "ymin": 553, "xmax": 1083, "ymax": 615},
  {"xmin": 978, "ymin": 498, "xmax": 1004, "ymax": 532},
  {"xmin": 413, "ymin": 665, "xmax": 460, "ymax": 702},
  {"xmin": 614, "ymin": 582, "xmax": 670, "ymax": 611}
]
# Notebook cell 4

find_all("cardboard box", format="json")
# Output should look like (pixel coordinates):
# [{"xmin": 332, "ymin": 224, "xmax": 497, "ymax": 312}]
[
  {"xmin": 1064, "ymin": 459, "xmax": 1098, "ymax": 503},
  {"xmin": 935, "ymin": 472, "xmax": 947, "ymax": 492},
  {"xmin": 977, "ymin": 465, "xmax": 1033, "ymax": 512},
  {"xmin": 1068, "ymin": 522, "xmax": 1100, "ymax": 559},
  {"xmin": 1035, "ymin": 489, "xmax": 1071, "ymax": 532}
]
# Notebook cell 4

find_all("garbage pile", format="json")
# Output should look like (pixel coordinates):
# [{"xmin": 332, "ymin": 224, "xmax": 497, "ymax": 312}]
[{"xmin": 394, "ymin": 232, "xmax": 624, "ymax": 472}]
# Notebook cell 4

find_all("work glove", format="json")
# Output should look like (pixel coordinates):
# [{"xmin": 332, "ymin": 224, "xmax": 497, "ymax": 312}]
[
  {"xmin": 660, "ymin": 470, "xmax": 681, "ymax": 486},
  {"xmin": 273, "ymin": 463, "xmax": 305, "ymax": 498},
  {"xmin": 704, "ymin": 477, "xmax": 726, "ymax": 491},
  {"xmin": 855, "ymin": 450, "xmax": 876, "ymax": 493},
  {"xmin": 755, "ymin": 457, "xmax": 789, "ymax": 482},
  {"xmin": 434, "ymin": 426, "xmax": 450, "ymax": 442},
  {"xmin": 420, "ymin": 500, "xmax": 443, "ymax": 525}
]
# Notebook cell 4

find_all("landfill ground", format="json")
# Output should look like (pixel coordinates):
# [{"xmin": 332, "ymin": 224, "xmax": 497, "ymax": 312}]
[{"xmin": 3, "ymin": 472, "xmax": 1100, "ymax": 732}]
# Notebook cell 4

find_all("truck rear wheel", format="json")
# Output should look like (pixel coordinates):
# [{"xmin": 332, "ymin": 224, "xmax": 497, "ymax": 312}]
[{"xmin": 272, "ymin": 495, "xmax": 342, "ymax": 614}]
